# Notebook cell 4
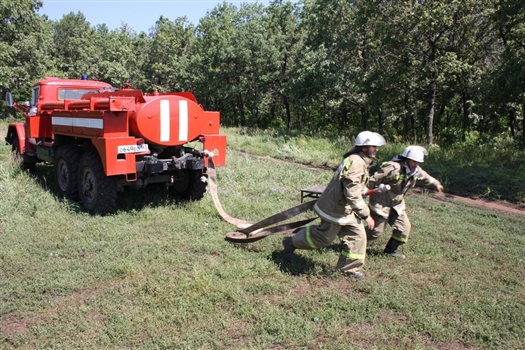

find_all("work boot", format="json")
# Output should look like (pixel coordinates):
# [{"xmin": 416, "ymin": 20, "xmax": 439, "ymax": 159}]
[
  {"xmin": 282, "ymin": 237, "xmax": 296, "ymax": 262},
  {"xmin": 346, "ymin": 271, "xmax": 365, "ymax": 279},
  {"xmin": 384, "ymin": 238, "xmax": 406, "ymax": 259}
]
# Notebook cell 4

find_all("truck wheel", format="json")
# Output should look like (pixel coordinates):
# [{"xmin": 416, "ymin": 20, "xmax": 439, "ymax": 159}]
[
  {"xmin": 170, "ymin": 170, "xmax": 207, "ymax": 200},
  {"xmin": 54, "ymin": 145, "xmax": 81, "ymax": 200},
  {"xmin": 11, "ymin": 137, "xmax": 36, "ymax": 171},
  {"xmin": 78, "ymin": 151, "xmax": 118, "ymax": 214}
]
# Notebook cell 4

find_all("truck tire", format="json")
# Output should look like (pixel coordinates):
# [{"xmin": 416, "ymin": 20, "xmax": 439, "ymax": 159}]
[
  {"xmin": 170, "ymin": 170, "xmax": 207, "ymax": 201},
  {"xmin": 78, "ymin": 151, "xmax": 118, "ymax": 214},
  {"xmin": 54, "ymin": 145, "xmax": 82, "ymax": 200},
  {"xmin": 11, "ymin": 137, "xmax": 36, "ymax": 171}
]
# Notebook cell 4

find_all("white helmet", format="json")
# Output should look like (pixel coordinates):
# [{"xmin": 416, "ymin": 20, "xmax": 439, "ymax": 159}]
[
  {"xmin": 354, "ymin": 131, "xmax": 386, "ymax": 147},
  {"xmin": 401, "ymin": 145, "xmax": 428, "ymax": 163}
]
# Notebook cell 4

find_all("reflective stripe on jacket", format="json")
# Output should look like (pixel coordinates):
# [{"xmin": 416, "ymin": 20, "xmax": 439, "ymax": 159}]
[{"xmin": 314, "ymin": 150, "xmax": 373, "ymax": 225}]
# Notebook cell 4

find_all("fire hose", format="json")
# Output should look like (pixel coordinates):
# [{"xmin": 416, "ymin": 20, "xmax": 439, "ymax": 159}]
[{"xmin": 207, "ymin": 156, "xmax": 390, "ymax": 243}]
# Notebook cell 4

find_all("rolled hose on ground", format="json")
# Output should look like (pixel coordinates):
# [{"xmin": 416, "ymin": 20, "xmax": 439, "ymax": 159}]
[
  {"xmin": 207, "ymin": 157, "xmax": 390, "ymax": 243},
  {"xmin": 207, "ymin": 157, "xmax": 318, "ymax": 243}
]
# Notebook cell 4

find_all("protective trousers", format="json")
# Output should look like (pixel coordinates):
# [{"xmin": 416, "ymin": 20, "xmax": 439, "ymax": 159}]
[
  {"xmin": 291, "ymin": 218, "xmax": 366, "ymax": 274},
  {"xmin": 367, "ymin": 210, "xmax": 411, "ymax": 243}
]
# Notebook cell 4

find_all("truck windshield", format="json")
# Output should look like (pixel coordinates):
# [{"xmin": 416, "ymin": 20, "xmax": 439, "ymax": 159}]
[
  {"xmin": 32, "ymin": 86, "xmax": 40, "ymax": 105},
  {"xmin": 58, "ymin": 88, "xmax": 100, "ymax": 100}
]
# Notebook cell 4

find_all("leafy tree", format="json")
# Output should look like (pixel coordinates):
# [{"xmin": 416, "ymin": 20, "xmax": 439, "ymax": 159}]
[
  {"xmin": 228, "ymin": 2, "xmax": 271, "ymax": 127},
  {"xmin": 350, "ymin": 0, "xmax": 498, "ymax": 144},
  {"xmin": 3, "ymin": 0, "xmax": 521, "ymax": 146},
  {"xmin": 50, "ymin": 12, "xmax": 100, "ymax": 80},
  {"xmin": 144, "ymin": 16, "xmax": 195, "ymax": 93},
  {"xmin": 0, "ymin": 0, "xmax": 53, "ymax": 113},
  {"xmin": 128, "ymin": 31, "xmax": 152, "ymax": 91},
  {"xmin": 191, "ymin": 2, "xmax": 245, "ymax": 125},
  {"xmin": 95, "ymin": 24, "xmax": 136, "ymax": 88},
  {"xmin": 295, "ymin": 0, "xmax": 361, "ymax": 131},
  {"xmin": 490, "ymin": 0, "xmax": 525, "ymax": 145},
  {"xmin": 265, "ymin": 0, "xmax": 304, "ymax": 130}
]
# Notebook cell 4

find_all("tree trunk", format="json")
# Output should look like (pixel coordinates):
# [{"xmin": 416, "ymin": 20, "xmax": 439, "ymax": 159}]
[
  {"xmin": 377, "ymin": 107, "xmax": 384, "ymax": 133},
  {"xmin": 521, "ymin": 106, "xmax": 525, "ymax": 149},
  {"xmin": 283, "ymin": 95, "xmax": 291, "ymax": 131},
  {"xmin": 426, "ymin": 81, "xmax": 436, "ymax": 145},
  {"xmin": 509, "ymin": 107, "xmax": 517, "ymax": 138},
  {"xmin": 229, "ymin": 101, "xmax": 238, "ymax": 126},
  {"xmin": 426, "ymin": 35, "xmax": 439, "ymax": 145},
  {"xmin": 361, "ymin": 106, "xmax": 367, "ymax": 131},
  {"xmin": 238, "ymin": 94, "xmax": 246, "ymax": 126},
  {"xmin": 403, "ymin": 93, "xmax": 411, "ymax": 138},
  {"xmin": 435, "ymin": 103, "xmax": 446, "ymax": 136},
  {"xmin": 411, "ymin": 114, "xmax": 416, "ymax": 141},
  {"xmin": 462, "ymin": 90, "xmax": 471, "ymax": 130},
  {"xmin": 254, "ymin": 107, "xmax": 260, "ymax": 127}
]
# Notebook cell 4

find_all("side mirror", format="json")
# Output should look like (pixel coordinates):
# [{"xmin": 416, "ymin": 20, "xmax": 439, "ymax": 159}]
[{"xmin": 5, "ymin": 92, "xmax": 13, "ymax": 107}]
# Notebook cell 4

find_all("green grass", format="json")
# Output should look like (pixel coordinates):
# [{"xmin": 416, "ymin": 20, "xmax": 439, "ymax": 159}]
[{"xmin": 1, "ymin": 123, "xmax": 524, "ymax": 349}]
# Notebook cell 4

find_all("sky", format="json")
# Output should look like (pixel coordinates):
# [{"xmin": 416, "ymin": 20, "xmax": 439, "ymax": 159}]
[{"xmin": 38, "ymin": 0, "xmax": 280, "ymax": 34}]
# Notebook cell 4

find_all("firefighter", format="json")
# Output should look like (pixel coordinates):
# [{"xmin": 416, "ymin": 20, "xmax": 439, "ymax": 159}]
[
  {"xmin": 282, "ymin": 131, "xmax": 386, "ymax": 279},
  {"xmin": 366, "ymin": 145, "xmax": 444, "ymax": 259}
]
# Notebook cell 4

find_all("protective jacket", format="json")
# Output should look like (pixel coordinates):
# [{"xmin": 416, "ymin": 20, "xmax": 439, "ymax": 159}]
[
  {"xmin": 314, "ymin": 149, "xmax": 373, "ymax": 225},
  {"xmin": 368, "ymin": 157, "xmax": 442, "ymax": 218}
]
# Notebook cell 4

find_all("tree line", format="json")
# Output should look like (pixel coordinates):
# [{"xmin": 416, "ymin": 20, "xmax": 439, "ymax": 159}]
[{"xmin": 1, "ymin": 0, "xmax": 524, "ymax": 146}]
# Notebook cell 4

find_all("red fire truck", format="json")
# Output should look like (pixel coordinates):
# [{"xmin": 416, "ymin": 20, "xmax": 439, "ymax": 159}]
[{"xmin": 5, "ymin": 77, "xmax": 226, "ymax": 214}]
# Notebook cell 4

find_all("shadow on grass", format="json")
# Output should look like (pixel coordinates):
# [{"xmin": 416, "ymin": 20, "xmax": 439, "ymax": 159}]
[
  {"xmin": 266, "ymin": 242, "xmax": 391, "ymax": 277},
  {"xmin": 27, "ymin": 163, "xmax": 194, "ymax": 215},
  {"xmin": 268, "ymin": 245, "xmax": 343, "ymax": 277},
  {"xmin": 366, "ymin": 246, "xmax": 387, "ymax": 257}
]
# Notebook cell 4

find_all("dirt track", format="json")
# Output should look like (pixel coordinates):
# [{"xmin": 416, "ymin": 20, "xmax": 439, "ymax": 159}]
[
  {"xmin": 412, "ymin": 189, "xmax": 525, "ymax": 217},
  {"xmin": 235, "ymin": 150, "xmax": 525, "ymax": 218}
]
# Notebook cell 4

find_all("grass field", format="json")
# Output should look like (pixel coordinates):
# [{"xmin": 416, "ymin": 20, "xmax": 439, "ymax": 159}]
[{"xmin": 1, "ymin": 123, "xmax": 524, "ymax": 349}]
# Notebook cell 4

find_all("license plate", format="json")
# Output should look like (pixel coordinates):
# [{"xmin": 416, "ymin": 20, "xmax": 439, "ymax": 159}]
[{"xmin": 118, "ymin": 144, "xmax": 149, "ymax": 154}]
